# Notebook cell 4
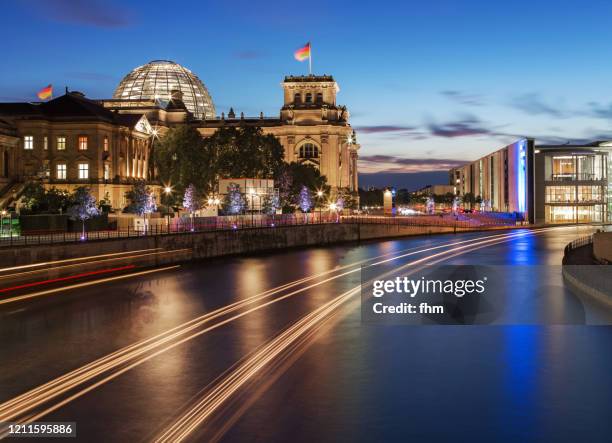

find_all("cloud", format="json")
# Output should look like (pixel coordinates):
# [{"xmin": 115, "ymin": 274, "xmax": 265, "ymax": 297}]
[
  {"xmin": 359, "ymin": 154, "xmax": 466, "ymax": 174},
  {"xmin": 233, "ymin": 50, "xmax": 266, "ymax": 60},
  {"xmin": 441, "ymin": 90, "xmax": 484, "ymax": 106},
  {"xmin": 427, "ymin": 116, "xmax": 495, "ymax": 138},
  {"xmin": 587, "ymin": 101, "xmax": 612, "ymax": 120},
  {"xmin": 354, "ymin": 125, "xmax": 415, "ymax": 134},
  {"xmin": 510, "ymin": 93, "xmax": 566, "ymax": 117},
  {"xmin": 26, "ymin": 0, "xmax": 133, "ymax": 28}
]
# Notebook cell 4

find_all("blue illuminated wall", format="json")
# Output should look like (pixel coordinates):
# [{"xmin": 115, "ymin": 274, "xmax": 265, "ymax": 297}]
[{"xmin": 517, "ymin": 139, "xmax": 527, "ymax": 213}]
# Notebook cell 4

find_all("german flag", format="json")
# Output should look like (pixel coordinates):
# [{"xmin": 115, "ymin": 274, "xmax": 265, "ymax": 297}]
[
  {"xmin": 294, "ymin": 42, "xmax": 311, "ymax": 61},
  {"xmin": 37, "ymin": 84, "xmax": 53, "ymax": 100}
]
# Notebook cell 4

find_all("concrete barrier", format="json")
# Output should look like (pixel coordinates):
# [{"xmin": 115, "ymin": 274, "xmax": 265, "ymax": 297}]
[
  {"xmin": 593, "ymin": 232, "xmax": 612, "ymax": 263},
  {"xmin": 0, "ymin": 223, "xmax": 520, "ymax": 270}
]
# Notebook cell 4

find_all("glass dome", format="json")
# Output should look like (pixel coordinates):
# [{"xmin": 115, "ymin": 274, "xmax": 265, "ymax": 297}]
[{"xmin": 113, "ymin": 60, "xmax": 216, "ymax": 119}]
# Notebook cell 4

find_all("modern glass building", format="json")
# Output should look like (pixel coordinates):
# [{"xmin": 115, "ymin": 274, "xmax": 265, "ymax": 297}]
[
  {"xmin": 450, "ymin": 139, "xmax": 610, "ymax": 224},
  {"xmin": 113, "ymin": 60, "xmax": 215, "ymax": 119}
]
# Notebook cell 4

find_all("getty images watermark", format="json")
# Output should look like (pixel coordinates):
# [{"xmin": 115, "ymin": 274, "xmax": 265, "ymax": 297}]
[{"xmin": 360, "ymin": 265, "xmax": 612, "ymax": 325}]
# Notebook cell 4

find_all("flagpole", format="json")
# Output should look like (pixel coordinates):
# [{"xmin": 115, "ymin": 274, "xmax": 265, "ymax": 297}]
[{"xmin": 309, "ymin": 43, "xmax": 312, "ymax": 75}]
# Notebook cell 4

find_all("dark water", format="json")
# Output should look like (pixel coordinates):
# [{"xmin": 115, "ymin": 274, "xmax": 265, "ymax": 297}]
[{"xmin": 1, "ymin": 226, "xmax": 611, "ymax": 442}]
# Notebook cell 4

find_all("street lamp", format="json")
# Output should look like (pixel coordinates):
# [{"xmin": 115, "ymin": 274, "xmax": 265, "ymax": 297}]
[
  {"xmin": 316, "ymin": 190, "xmax": 323, "ymax": 222},
  {"xmin": 164, "ymin": 186, "xmax": 172, "ymax": 233}
]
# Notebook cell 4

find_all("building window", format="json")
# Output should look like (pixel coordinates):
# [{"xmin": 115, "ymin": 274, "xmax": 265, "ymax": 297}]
[
  {"xmin": 78, "ymin": 136, "xmax": 88, "ymax": 150},
  {"xmin": 24, "ymin": 135, "xmax": 34, "ymax": 150},
  {"xmin": 546, "ymin": 186, "xmax": 575, "ymax": 203},
  {"xmin": 44, "ymin": 136, "xmax": 48, "ymax": 150},
  {"xmin": 103, "ymin": 136, "xmax": 109, "ymax": 151},
  {"xmin": 305, "ymin": 93, "xmax": 312, "ymax": 103},
  {"xmin": 57, "ymin": 136, "xmax": 66, "ymax": 150},
  {"xmin": 56, "ymin": 163, "xmax": 67, "ymax": 179},
  {"xmin": 104, "ymin": 163, "xmax": 110, "ymax": 180},
  {"xmin": 294, "ymin": 93, "xmax": 301, "ymax": 104},
  {"xmin": 577, "ymin": 185, "xmax": 602, "ymax": 202},
  {"xmin": 316, "ymin": 92, "xmax": 323, "ymax": 103},
  {"xmin": 299, "ymin": 143, "xmax": 319, "ymax": 159},
  {"xmin": 78, "ymin": 162, "xmax": 89, "ymax": 179}
]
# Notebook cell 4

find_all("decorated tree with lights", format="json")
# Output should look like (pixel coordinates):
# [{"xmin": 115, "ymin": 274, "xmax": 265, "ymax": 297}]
[
  {"xmin": 183, "ymin": 184, "xmax": 202, "ymax": 230},
  {"xmin": 67, "ymin": 187, "xmax": 100, "ymax": 239},
  {"xmin": 298, "ymin": 186, "xmax": 312, "ymax": 212},
  {"xmin": 262, "ymin": 193, "xmax": 280, "ymax": 215},
  {"xmin": 125, "ymin": 180, "xmax": 157, "ymax": 232},
  {"xmin": 222, "ymin": 183, "xmax": 246, "ymax": 216}
]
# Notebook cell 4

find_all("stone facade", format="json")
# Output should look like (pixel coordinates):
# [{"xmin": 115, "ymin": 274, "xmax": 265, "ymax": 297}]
[{"xmin": 0, "ymin": 71, "xmax": 360, "ymax": 211}]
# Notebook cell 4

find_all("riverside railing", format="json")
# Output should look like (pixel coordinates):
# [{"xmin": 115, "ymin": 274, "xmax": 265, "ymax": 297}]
[{"xmin": 0, "ymin": 212, "xmax": 522, "ymax": 249}]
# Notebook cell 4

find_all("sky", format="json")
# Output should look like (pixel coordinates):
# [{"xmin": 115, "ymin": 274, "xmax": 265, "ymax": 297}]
[{"xmin": 2, "ymin": 0, "xmax": 612, "ymax": 190}]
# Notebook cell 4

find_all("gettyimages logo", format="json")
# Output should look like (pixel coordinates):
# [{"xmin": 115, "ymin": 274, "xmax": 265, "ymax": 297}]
[{"xmin": 372, "ymin": 276, "xmax": 488, "ymax": 298}]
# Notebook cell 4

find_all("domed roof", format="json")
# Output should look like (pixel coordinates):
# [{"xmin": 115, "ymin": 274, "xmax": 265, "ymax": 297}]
[{"xmin": 113, "ymin": 60, "xmax": 215, "ymax": 119}]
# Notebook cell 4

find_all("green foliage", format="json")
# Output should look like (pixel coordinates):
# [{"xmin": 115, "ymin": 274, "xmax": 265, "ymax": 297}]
[
  {"xmin": 98, "ymin": 192, "xmax": 112, "ymax": 213},
  {"xmin": 332, "ymin": 187, "xmax": 359, "ymax": 210},
  {"xmin": 358, "ymin": 188, "xmax": 383, "ymax": 207},
  {"xmin": 154, "ymin": 126, "xmax": 285, "ymax": 197},
  {"xmin": 214, "ymin": 127, "xmax": 285, "ymax": 179},
  {"xmin": 20, "ymin": 182, "xmax": 72, "ymax": 214},
  {"xmin": 154, "ymin": 126, "xmax": 215, "ymax": 196},
  {"xmin": 275, "ymin": 162, "xmax": 329, "ymax": 211}
]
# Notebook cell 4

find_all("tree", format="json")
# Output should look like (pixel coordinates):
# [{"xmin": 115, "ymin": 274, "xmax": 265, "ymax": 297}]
[
  {"xmin": 332, "ymin": 187, "xmax": 358, "ymax": 211},
  {"xmin": 297, "ymin": 186, "xmax": 312, "ymax": 213},
  {"xmin": 183, "ymin": 184, "xmax": 201, "ymax": 230},
  {"xmin": 214, "ymin": 127, "xmax": 285, "ymax": 179},
  {"xmin": 222, "ymin": 183, "xmax": 246, "ymax": 215},
  {"xmin": 261, "ymin": 193, "xmax": 280, "ymax": 215},
  {"xmin": 275, "ymin": 162, "xmax": 329, "ymax": 212},
  {"xmin": 67, "ymin": 187, "xmax": 100, "ymax": 238},
  {"xmin": 125, "ymin": 181, "xmax": 157, "ymax": 231},
  {"xmin": 20, "ymin": 183, "xmax": 72, "ymax": 214},
  {"xmin": 154, "ymin": 126, "xmax": 215, "ymax": 196}
]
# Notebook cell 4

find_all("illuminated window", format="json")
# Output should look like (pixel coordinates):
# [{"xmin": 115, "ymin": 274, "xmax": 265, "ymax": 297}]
[
  {"xmin": 24, "ymin": 135, "xmax": 33, "ymax": 150},
  {"xmin": 299, "ymin": 143, "xmax": 318, "ymax": 159},
  {"xmin": 104, "ymin": 164, "xmax": 110, "ymax": 180},
  {"xmin": 103, "ymin": 136, "xmax": 109, "ymax": 151},
  {"xmin": 57, "ymin": 136, "xmax": 66, "ymax": 150},
  {"xmin": 78, "ymin": 136, "xmax": 88, "ymax": 150},
  {"xmin": 56, "ymin": 163, "xmax": 66, "ymax": 179},
  {"xmin": 44, "ymin": 136, "xmax": 48, "ymax": 150},
  {"xmin": 78, "ymin": 162, "xmax": 89, "ymax": 179},
  {"xmin": 577, "ymin": 186, "xmax": 602, "ymax": 202},
  {"xmin": 545, "ymin": 186, "xmax": 575, "ymax": 203}
]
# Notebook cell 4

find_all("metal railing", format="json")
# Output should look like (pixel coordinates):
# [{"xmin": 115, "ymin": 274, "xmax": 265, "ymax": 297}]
[
  {"xmin": 0, "ymin": 212, "xmax": 523, "ymax": 249},
  {"xmin": 564, "ymin": 235, "xmax": 594, "ymax": 255}
]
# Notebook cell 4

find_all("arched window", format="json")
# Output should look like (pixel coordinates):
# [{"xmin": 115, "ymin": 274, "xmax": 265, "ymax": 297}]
[
  {"xmin": 305, "ymin": 93, "xmax": 312, "ymax": 103},
  {"xmin": 316, "ymin": 93, "xmax": 323, "ymax": 103},
  {"xmin": 299, "ymin": 143, "xmax": 319, "ymax": 159},
  {"xmin": 294, "ymin": 93, "xmax": 301, "ymax": 104}
]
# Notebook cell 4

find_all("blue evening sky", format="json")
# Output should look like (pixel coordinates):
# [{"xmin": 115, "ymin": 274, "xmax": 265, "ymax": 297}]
[{"xmin": 2, "ymin": 0, "xmax": 612, "ymax": 188}]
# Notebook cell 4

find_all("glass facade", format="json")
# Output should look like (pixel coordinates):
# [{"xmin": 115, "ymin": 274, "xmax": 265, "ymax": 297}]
[{"xmin": 113, "ymin": 60, "xmax": 215, "ymax": 119}]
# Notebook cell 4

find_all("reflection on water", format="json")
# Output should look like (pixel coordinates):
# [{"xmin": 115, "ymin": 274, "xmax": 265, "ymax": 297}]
[{"xmin": 1, "ymin": 228, "xmax": 611, "ymax": 442}]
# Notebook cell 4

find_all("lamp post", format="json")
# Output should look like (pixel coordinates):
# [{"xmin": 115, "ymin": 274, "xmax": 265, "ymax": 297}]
[
  {"xmin": 164, "ymin": 186, "xmax": 172, "ymax": 233},
  {"xmin": 316, "ymin": 190, "xmax": 323, "ymax": 223}
]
